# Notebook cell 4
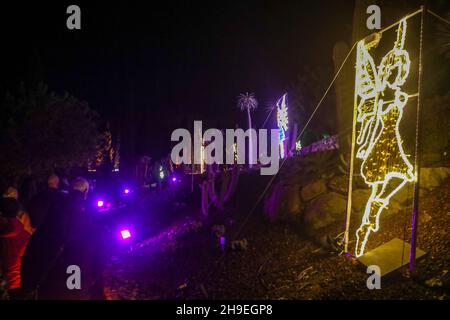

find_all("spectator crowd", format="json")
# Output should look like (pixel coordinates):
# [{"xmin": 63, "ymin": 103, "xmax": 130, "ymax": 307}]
[{"xmin": 0, "ymin": 175, "xmax": 103, "ymax": 300}]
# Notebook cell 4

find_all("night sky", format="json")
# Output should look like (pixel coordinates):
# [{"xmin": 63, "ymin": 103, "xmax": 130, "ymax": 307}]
[{"xmin": 0, "ymin": 1, "xmax": 356, "ymax": 160}]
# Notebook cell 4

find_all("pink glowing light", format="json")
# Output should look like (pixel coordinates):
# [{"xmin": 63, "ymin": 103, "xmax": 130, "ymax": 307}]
[
  {"xmin": 97, "ymin": 200, "xmax": 104, "ymax": 207},
  {"xmin": 120, "ymin": 229, "xmax": 131, "ymax": 240}
]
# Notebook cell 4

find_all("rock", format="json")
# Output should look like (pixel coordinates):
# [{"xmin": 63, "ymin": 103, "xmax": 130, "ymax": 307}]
[
  {"xmin": 230, "ymin": 239, "xmax": 248, "ymax": 251},
  {"xmin": 301, "ymin": 180, "xmax": 327, "ymax": 202},
  {"xmin": 420, "ymin": 167, "xmax": 450, "ymax": 190},
  {"xmin": 425, "ymin": 277, "xmax": 443, "ymax": 288},
  {"xmin": 351, "ymin": 189, "xmax": 371, "ymax": 213},
  {"xmin": 419, "ymin": 212, "xmax": 432, "ymax": 224},
  {"xmin": 391, "ymin": 184, "xmax": 414, "ymax": 205},
  {"xmin": 286, "ymin": 184, "xmax": 302, "ymax": 215},
  {"xmin": 264, "ymin": 183, "xmax": 284, "ymax": 221},
  {"xmin": 264, "ymin": 183, "xmax": 302, "ymax": 222},
  {"xmin": 422, "ymin": 153, "xmax": 442, "ymax": 166},
  {"xmin": 384, "ymin": 201, "xmax": 401, "ymax": 216},
  {"xmin": 351, "ymin": 186, "xmax": 410, "ymax": 218},
  {"xmin": 327, "ymin": 175, "xmax": 349, "ymax": 194},
  {"xmin": 304, "ymin": 192, "xmax": 347, "ymax": 231}
]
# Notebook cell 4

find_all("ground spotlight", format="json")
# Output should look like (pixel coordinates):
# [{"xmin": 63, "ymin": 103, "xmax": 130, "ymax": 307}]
[{"xmin": 120, "ymin": 229, "xmax": 132, "ymax": 240}]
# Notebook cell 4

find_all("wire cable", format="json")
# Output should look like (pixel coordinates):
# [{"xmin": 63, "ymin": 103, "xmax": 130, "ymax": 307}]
[
  {"xmin": 428, "ymin": 9, "xmax": 450, "ymax": 26},
  {"xmin": 233, "ymin": 40, "xmax": 358, "ymax": 239}
]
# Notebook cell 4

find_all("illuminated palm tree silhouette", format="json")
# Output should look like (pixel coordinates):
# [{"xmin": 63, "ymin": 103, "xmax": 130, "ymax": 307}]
[{"xmin": 237, "ymin": 92, "xmax": 258, "ymax": 168}]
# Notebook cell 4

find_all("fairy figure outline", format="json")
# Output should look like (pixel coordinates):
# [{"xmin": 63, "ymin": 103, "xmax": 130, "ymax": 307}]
[{"xmin": 354, "ymin": 18, "xmax": 415, "ymax": 257}]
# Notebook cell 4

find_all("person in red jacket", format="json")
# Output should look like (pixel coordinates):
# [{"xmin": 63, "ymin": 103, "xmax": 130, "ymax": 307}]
[{"xmin": 0, "ymin": 197, "xmax": 31, "ymax": 292}]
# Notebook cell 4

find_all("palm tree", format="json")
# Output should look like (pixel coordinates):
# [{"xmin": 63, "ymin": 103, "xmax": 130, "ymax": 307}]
[{"xmin": 237, "ymin": 92, "xmax": 258, "ymax": 168}]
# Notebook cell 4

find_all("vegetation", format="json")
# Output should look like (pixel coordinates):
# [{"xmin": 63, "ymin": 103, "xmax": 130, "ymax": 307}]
[
  {"xmin": 422, "ymin": 96, "xmax": 450, "ymax": 157},
  {"xmin": 288, "ymin": 66, "xmax": 335, "ymax": 146},
  {"xmin": 0, "ymin": 82, "xmax": 98, "ymax": 187}
]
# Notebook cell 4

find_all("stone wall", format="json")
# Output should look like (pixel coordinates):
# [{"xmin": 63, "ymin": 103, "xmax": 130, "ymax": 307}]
[{"xmin": 264, "ymin": 166, "xmax": 450, "ymax": 235}]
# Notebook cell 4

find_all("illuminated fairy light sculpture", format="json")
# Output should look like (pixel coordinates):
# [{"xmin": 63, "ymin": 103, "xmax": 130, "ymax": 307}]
[
  {"xmin": 354, "ymin": 19, "xmax": 415, "ymax": 257},
  {"xmin": 276, "ymin": 93, "xmax": 289, "ymax": 158},
  {"xmin": 295, "ymin": 140, "xmax": 302, "ymax": 152},
  {"xmin": 200, "ymin": 138, "xmax": 206, "ymax": 173},
  {"xmin": 200, "ymin": 142, "xmax": 205, "ymax": 174},
  {"xmin": 196, "ymin": 126, "xmax": 206, "ymax": 174},
  {"xmin": 159, "ymin": 165, "xmax": 165, "ymax": 180}
]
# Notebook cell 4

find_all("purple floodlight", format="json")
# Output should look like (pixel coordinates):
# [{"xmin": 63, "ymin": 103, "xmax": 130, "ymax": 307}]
[{"xmin": 120, "ymin": 229, "xmax": 132, "ymax": 240}]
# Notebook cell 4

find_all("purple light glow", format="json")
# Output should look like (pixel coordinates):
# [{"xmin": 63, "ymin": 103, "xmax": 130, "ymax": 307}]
[
  {"xmin": 124, "ymin": 188, "xmax": 130, "ymax": 194},
  {"xmin": 120, "ymin": 229, "xmax": 131, "ymax": 240},
  {"xmin": 97, "ymin": 200, "xmax": 104, "ymax": 207},
  {"xmin": 220, "ymin": 236, "xmax": 226, "ymax": 251},
  {"xmin": 170, "ymin": 176, "xmax": 181, "ymax": 184}
]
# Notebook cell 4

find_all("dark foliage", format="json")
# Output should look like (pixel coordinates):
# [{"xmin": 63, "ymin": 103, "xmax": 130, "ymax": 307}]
[
  {"xmin": 0, "ymin": 83, "xmax": 98, "ymax": 187},
  {"xmin": 288, "ymin": 66, "xmax": 336, "ymax": 146}
]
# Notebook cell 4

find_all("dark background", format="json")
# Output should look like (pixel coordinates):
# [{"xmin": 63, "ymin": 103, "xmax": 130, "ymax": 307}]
[
  {"xmin": 0, "ymin": 1, "xmax": 355, "ymax": 162},
  {"xmin": 0, "ymin": 0, "xmax": 447, "ymax": 164}
]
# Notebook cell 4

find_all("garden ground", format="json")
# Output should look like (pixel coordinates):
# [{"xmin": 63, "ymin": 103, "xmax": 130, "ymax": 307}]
[{"xmin": 103, "ymin": 177, "xmax": 450, "ymax": 300}]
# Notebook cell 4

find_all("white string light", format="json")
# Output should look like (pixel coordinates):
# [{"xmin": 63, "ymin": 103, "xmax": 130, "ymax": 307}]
[
  {"xmin": 276, "ymin": 93, "xmax": 289, "ymax": 158},
  {"xmin": 354, "ymin": 19, "xmax": 416, "ymax": 257}
]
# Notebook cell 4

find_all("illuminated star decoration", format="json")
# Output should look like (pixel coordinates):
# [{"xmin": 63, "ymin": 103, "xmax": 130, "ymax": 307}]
[
  {"xmin": 276, "ymin": 93, "xmax": 289, "ymax": 158},
  {"xmin": 354, "ymin": 19, "xmax": 415, "ymax": 257}
]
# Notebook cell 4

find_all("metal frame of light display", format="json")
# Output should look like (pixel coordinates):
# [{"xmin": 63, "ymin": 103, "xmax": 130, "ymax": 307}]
[{"xmin": 344, "ymin": 8, "xmax": 426, "ymax": 270}]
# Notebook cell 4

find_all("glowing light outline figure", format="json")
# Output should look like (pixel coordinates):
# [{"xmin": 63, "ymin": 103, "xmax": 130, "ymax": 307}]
[
  {"xmin": 159, "ymin": 165, "xmax": 165, "ymax": 180},
  {"xmin": 276, "ymin": 93, "xmax": 289, "ymax": 158},
  {"xmin": 354, "ymin": 19, "xmax": 415, "ymax": 257},
  {"xmin": 295, "ymin": 140, "xmax": 302, "ymax": 152},
  {"xmin": 200, "ymin": 142, "xmax": 205, "ymax": 174}
]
